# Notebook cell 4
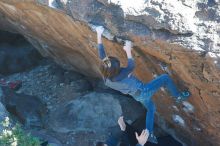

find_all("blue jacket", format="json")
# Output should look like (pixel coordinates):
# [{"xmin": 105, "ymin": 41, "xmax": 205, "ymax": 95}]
[
  {"xmin": 98, "ymin": 44, "xmax": 142, "ymax": 96},
  {"xmin": 98, "ymin": 44, "xmax": 135, "ymax": 81}
]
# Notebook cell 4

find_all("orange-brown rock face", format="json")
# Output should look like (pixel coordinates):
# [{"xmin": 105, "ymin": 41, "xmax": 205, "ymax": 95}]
[{"xmin": 0, "ymin": 1, "xmax": 219, "ymax": 146}]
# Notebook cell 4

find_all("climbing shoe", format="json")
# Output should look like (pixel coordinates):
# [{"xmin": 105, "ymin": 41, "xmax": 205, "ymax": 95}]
[
  {"xmin": 176, "ymin": 91, "xmax": 191, "ymax": 103},
  {"xmin": 148, "ymin": 133, "xmax": 158, "ymax": 144}
]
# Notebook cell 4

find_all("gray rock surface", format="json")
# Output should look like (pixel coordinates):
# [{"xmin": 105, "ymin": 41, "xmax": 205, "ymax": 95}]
[
  {"xmin": 48, "ymin": 92, "xmax": 122, "ymax": 133},
  {"xmin": 48, "ymin": 91, "xmax": 145, "ymax": 133},
  {"xmin": 0, "ymin": 101, "xmax": 8, "ymax": 132},
  {"xmin": 1, "ymin": 87, "xmax": 47, "ymax": 128},
  {"xmin": 4, "ymin": 60, "xmax": 93, "ymax": 104},
  {"xmin": 56, "ymin": 0, "xmax": 220, "ymax": 55},
  {"xmin": 0, "ymin": 30, "xmax": 42, "ymax": 75}
]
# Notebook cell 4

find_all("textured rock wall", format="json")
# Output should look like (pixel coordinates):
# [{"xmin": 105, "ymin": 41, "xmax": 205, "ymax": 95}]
[
  {"xmin": 56, "ymin": 0, "xmax": 220, "ymax": 53},
  {"xmin": 0, "ymin": 1, "xmax": 219, "ymax": 146}
]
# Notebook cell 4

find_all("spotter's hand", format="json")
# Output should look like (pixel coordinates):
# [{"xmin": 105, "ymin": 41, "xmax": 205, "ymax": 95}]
[{"xmin": 135, "ymin": 129, "xmax": 149, "ymax": 146}]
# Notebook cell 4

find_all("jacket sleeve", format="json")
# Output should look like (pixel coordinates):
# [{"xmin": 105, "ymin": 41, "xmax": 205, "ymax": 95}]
[
  {"xmin": 112, "ymin": 58, "xmax": 135, "ymax": 81},
  {"xmin": 98, "ymin": 43, "xmax": 107, "ymax": 60}
]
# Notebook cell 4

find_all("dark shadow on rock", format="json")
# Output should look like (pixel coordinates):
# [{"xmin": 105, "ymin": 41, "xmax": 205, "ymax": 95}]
[
  {"xmin": 147, "ymin": 135, "xmax": 182, "ymax": 146},
  {"xmin": 48, "ymin": 63, "xmax": 93, "ymax": 92},
  {"xmin": 1, "ymin": 86, "xmax": 47, "ymax": 128},
  {"xmin": 0, "ymin": 30, "xmax": 43, "ymax": 75},
  {"xmin": 30, "ymin": 130, "xmax": 63, "ymax": 146}
]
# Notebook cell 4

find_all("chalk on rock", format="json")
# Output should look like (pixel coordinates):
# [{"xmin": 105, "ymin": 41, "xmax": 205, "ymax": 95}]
[
  {"xmin": 48, "ymin": 0, "xmax": 57, "ymax": 8},
  {"xmin": 172, "ymin": 115, "xmax": 185, "ymax": 127},
  {"xmin": 182, "ymin": 101, "xmax": 194, "ymax": 113},
  {"xmin": 172, "ymin": 105, "xmax": 179, "ymax": 112},
  {"xmin": 88, "ymin": 24, "xmax": 115, "ymax": 41}
]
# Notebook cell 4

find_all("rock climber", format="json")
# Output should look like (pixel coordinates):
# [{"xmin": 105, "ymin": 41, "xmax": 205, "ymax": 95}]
[{"xmin": 96, "ymin": 26, "xmax": 190, "ymax": 144}]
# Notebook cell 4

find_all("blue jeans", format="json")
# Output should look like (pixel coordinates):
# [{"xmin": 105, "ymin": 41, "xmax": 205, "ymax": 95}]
[{"xmin": 136, "ymin": 74, "xmax": 180, "ymax": 133}]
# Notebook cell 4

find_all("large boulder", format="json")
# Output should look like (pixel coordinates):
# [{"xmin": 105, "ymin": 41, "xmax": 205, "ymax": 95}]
[
  {"xmin": 0, "ymin": 1, "xmax": 219, "ymax": 146},
  {"xmin": 47, "ymin": 91, "xmax": 145, "ymax": 145},
  {"xmin": 4, "ymin": 59, "xmax": 146, "ymax": 146},
  {"xmin": 48, "ymin": 92, "xmax": 145, "ymax": 133}
]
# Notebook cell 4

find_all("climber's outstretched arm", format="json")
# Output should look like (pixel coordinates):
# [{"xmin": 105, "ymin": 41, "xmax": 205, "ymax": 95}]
[
  {"xmin": 112, "ymin": 41, "xmax": 135, "ymax": 81},
  {"xmin": 96, "ymin": 26, "xmax": 106, "ymax": 60},
  {"xmin": 123, "ymin": 41, "xmax": 133, "ymax": 59}
]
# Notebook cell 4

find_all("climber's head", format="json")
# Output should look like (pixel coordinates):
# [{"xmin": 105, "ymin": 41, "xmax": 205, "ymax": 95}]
[{"xmin": 100, "ymin": 56, "xmax": 120, "ymax": 78}]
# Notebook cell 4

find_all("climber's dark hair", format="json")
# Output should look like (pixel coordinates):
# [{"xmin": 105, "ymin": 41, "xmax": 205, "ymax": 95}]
[
  {"xmin": 100, "ymin": 56, "xmax": 120, "ymax": 78},
  {"xmin": 96, "ymin": 141, "xmax": 105, "ymax": 146}
]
